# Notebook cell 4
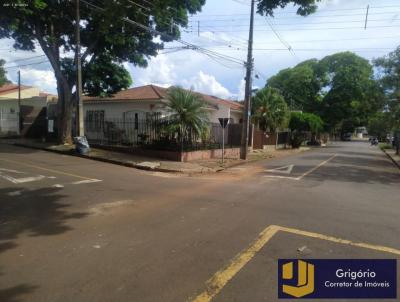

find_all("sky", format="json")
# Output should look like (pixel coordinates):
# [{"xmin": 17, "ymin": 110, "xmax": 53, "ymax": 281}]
[{"xmin": 1, "ymin": 0, "xmax": 400, "ymax": 100}]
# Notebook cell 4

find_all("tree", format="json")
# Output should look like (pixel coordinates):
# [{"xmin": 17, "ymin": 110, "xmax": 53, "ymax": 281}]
[
  {"xmin": 374, "ymin": 46, "xmax": 400, "ymax": 98},
  {"xmin": 0, "ymin": 0, "xmax": 205, "ymax": 143},
  {"xmin": 252, "ymin": 87, "xmax": 289, "ymax": 132},
  {"xmin": 257, "ymin": 0, "xmax": 320, "ymax": 16},
  {"xmin": 267, "ymin": 59, "xmax": 327, "ymax": 113},
  {"xmin": 368, "ymin": 112, "xmax": 393, "ymax": 141},
  {"xmin": 265, "ymin": 52, "xmax": 384, "ymax": 133},
  {"xmin": 319, "ymin": 52, "xmax": 384, "ymax": 132},
  {"xmin": 165, "ymin": 87, "xmax": 209, "ymax": 146},
  {"xmin": 374, "ymin": 46, "xmax": 400, "ymax": 130},
  {"xmin": 289, "ymin": 112, "xmax": 324, "ymax": 148},
  {"xmin": 0, "ymin": 59, "xmax": 9, "ymax": 86}
]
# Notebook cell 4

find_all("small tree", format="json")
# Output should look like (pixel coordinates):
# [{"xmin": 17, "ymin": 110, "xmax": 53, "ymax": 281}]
[
  {"xmin": 165, "ymin": 87, "xmax": 209, "ymax": 150},
  {"xmin": 252, "ymin": 87, "xmax": 289, "ymax": 132},
  {"xmin": 289, "ymin": 112, "xmax": 324, "ymax": 148},
  {"xmin": 0, "ymin": 59, "xmax": 10, "ymax": 86}
]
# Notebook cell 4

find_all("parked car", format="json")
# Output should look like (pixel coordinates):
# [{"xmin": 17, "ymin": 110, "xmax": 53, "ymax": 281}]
[{"xmin": 342, "ymin": 133, "xmax": 352, "ymax": 141}]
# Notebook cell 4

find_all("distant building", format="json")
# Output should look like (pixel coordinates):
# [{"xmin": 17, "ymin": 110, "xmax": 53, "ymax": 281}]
[{"xmin": 0, "ymin": 83, "xmax": 57, "ymax": 137}]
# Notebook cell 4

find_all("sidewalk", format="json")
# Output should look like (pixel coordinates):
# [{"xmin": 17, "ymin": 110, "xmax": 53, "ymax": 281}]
[
  {"xmin": 382, "ymin": 148, "xmax": 400, "ymax": 169},
  {"xmin": 2, "ymin": 138, "xmax": 309, "ymax": 174}
]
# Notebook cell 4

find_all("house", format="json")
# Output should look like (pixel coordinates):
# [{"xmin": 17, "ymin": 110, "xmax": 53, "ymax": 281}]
[
  {"xmin": 83, "ymin": 85, "xmax": 243, "ymax": 125},
  {"xmin": 0, "ymin": 83, "xmax": 57, "ymax": 137},
  {"xmin": 82, "ymin": 85, "xmax": 243, "ymax": 145}
]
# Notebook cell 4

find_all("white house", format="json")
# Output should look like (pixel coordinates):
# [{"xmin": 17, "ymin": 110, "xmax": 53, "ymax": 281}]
[
  {"xmin": 0, "ymin": 83, "xmax": 57, "ymax": 137},
  {"xmin": 82, "ymin": 85, "xmax": 243, "ymax": 145},
  {"xmin": 83, "ymin": 85, "xmax": 243, "ymax": 123}
]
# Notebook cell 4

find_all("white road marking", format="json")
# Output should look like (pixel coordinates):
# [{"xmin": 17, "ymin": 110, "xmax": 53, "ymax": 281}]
[
  {"xmin": 7, "ymin": 190, "xmax": 22, "ymax": 196},
  {"xmin": 0, "ymin": 168, "xmax": 25, "ymax": 174},
  {"xmin": 71, "ymin": 179, "xmax": 102, "ymax": 185},
  {"xmin": 263, "ymin": 175, "xmax": 301, "ymax": 180},
  {"xmin": 263, "ymin": 154, "xmax": 338, "ymax": 181},
  {"xmin": 265, "ymin": 164, "xmax": 294, "ymax": 174},
  {"xmin": 53, "ymin": 184, "xmax": 64, "ymax": 188},
  {"xmin": 0, "ymin": 174, "xmax": 46, "ymax": 184}
]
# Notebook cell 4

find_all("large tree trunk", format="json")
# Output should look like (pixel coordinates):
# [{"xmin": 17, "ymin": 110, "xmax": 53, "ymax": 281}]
[{"xmin": 56, "ymin": 77, "xmax": 73, "ymax": 144}]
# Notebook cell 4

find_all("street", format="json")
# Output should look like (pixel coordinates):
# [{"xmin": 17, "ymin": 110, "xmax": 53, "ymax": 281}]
[{"xmin": 0, "ymin": 141, "xmax": 399, "ymax": 302}]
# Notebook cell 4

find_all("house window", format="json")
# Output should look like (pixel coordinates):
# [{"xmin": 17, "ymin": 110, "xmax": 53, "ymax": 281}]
[{"xmin": 86, "ymin": 110, "xmax": 104, "ymax": 131}]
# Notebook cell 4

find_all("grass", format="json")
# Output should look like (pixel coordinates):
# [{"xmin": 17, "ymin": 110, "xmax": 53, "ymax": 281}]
[{"xmin": 379, "ymin": 143, "xmax": 393, "ymax": 150}]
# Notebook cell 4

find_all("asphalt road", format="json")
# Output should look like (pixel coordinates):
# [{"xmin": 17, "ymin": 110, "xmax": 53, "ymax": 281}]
[{"xmin": 0, "ymin": 141, "xmax": 399, "ymax": 302}]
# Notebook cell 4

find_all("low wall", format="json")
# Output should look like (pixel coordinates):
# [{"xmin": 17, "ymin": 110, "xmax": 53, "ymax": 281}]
[
  {"xmin": 181, "ymin": 148, "xmax": 240, "ymax": 162},
  {"xmin": 91, "ymin": 144, "xmax": 240, "ymax": 162}
]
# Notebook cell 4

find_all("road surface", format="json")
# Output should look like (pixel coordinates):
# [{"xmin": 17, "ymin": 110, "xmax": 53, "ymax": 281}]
[{"xmin": 0, "ymin": 141, "xmax": 399, "ymax": 302}]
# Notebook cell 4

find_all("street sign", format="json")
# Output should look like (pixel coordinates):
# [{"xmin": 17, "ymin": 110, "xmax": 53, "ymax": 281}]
[
  {"xmin": 218, "ymin": 118, "xmax": 230, "ymax": 164},
  {"xmin": 218, "ymin": 118, "xmax": 230, "ymax": 129}
]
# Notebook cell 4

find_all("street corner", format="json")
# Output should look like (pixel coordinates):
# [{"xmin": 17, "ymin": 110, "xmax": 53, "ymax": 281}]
[{"xmin": 191, "ymin": 225, "xmax": 400, "ymax": 302}]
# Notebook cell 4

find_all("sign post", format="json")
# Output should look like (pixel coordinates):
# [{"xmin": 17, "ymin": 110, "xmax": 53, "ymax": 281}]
[{"xmin": 218, "ymin": 118, "xmax": 230, "ymax": 164}]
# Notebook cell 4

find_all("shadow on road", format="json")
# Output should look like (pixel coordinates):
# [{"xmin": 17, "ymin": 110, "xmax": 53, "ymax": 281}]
[
  {"xmin": 0, "ymin": 284, "xmax": 39, "ymax": 302},
  {"xmin": 0, "ymin": 187, "xmax": 88, "ymax": 302},
  {"xmin": 0, "ymin": 187, "xmax": 88, "ymax": 241}
]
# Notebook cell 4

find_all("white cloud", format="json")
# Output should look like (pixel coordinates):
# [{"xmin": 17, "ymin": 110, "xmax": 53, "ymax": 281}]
[
  {"xmin": 181, "ymin": 71, "xmax": 232, "ymax": 99},
  {"xmin": 237, "ymin": 79, "xmax": 246, "ymax": 101},
  {"xmin": 127, "ymin": 54, "xmax": 176, "ymax": 87},
  {"xmin": 19, "ymin": 68, "xmax": 57, "ymax": 93}
]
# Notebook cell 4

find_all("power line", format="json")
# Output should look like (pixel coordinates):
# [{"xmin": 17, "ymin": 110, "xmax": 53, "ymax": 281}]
[
  {"xmin": 188, "ymin": 18, "xmax": 400, "ymax": 27},
  {"xmin": 4, "ymin": 55, "xmax": 47, "ymax": 66},
  {"xmin": 189, "ymin": 11, "xmax": 400, "ymax": 22},
  {"xmin": 186, "ymin": 24, "xmax": 400, "ymax": 32},
  {"xmin": 4, "ymin": 60, "xmax": 50, "ymax": 69},
  {"xmin": 265, "ymin": 18, "xmax": 298, "ymax": 62},
  {"xmin": 189, "ymin": 5, "xmax": 400, "ymax": 18},
  {"xmin": 81, "ymin": 0, "xmax": 246, "ymax": 68}
]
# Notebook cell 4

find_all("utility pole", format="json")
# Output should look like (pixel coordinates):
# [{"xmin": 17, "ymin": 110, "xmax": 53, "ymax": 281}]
[
  {"xmin": 364, "ymin": 5, "xmax": 370, "ymax": 30},
  {"xmin": 18, "ymin": 70, "xmax": 21, "ymax": 134},
  {"xmin": 240, "ymin": 0, "xmax": 255, "ymax": 160},
  {"xmin": 76, "ymin": 0, "xmax": 85, "ymax": 136}
]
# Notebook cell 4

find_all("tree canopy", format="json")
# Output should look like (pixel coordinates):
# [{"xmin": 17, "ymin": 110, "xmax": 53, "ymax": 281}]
[
  {"xmin": 374, "ymin": 46, "xmax": 400, "ymax": 131},
  {"xmin": 267, "ymin": 52, "xmax": 384, "ymax": 133},
  {"xmin": 165, "ymin": 87, "xmax": 209, "ymax": 139},
  {"xmin": 257, "ymin": 0, "xmax": 320, "ymax": 16},
  {"xmin": 252, "ymin": 87, "xmax": 289, "ymax": 132},
  {"xmin": 0, "ymin": 59, "xmax": 9, "ymax": 86},
  {"xmin": 0, "ymin": 0, "xmax": 206, "ymax": 143}
]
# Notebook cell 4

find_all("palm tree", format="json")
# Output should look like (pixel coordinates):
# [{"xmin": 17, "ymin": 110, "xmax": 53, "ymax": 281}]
[
  {"xmin": 252, "ymin": 87, "xmax": 289, "ymax": 132},
  {"xmin": 165, "ymin": 87, "xmax": 209, "ymax": 148}
]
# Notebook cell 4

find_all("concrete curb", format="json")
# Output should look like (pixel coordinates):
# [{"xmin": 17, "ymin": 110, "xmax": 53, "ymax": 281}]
[
  {"xmin": 382, "ymin": 148, "xmax": 400, "ymax": 170},
  {"xmin": 13, "ymin": 143, "xmax": 187, "ymax": 174}
]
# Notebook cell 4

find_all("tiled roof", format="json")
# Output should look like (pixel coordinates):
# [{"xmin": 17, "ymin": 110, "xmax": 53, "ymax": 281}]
[
  {"xmin": 83, "ymin": 85, "xmax": 243, "ymax": 111},
  {"xmin": 0, "ymin": 83, "xmax": 32, "ymax": 96}
]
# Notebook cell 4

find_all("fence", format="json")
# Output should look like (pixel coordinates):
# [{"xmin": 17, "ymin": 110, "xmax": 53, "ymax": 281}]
[
  {"xmin": 84, "ymin": 117, "xmax": 242, "ymax": 151},
  {"xmin": 0, "ymin": 111, "xmax": 19, "ymax": 137},
  {"xmin": 253, "ymin": 130, "xmax": 290, "ymax": 149}
]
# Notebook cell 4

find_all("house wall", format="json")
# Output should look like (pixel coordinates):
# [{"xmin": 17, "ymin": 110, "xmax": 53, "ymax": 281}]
[
  {"xmin": 0, "ymin": 96, "xmax": 52, "ymax": 137},
  {"xmin": 1, "ymin": 87, "xmax": 41, "ymax": 99},
  {"xmin": 230, "ymin": 111, "xmax": 243, "ymax": 123},
  {"xmin": 0, "ymin": 99, "xmax": 19, "ymax": 114},
  {"xmin": 84, "ymin": 100, "xmax": 165, "ymax": 120},
  {"xmin": 209, "ymin": 104, "xmax": 230, "ymax": 124},
  {"xmin": 84, "ymin": 100, "xmax": 243, "ymax": 124}
]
